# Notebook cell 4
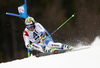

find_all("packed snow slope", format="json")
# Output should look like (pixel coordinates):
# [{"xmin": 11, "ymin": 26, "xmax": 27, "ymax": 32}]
[{"xmin": 0, "ymin": 37, "xmax": 100, "ymax": 68}]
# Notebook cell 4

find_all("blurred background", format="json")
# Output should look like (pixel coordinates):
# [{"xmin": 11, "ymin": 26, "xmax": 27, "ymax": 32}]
[{"xmin": 0, "ymin": 0, "xmax": 100, "ymax": 62}]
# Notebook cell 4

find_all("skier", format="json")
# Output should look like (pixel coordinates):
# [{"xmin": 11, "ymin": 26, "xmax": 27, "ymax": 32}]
[{"xmin": 23, "ymin": 17, "xmax": 73, "ymax": 53}]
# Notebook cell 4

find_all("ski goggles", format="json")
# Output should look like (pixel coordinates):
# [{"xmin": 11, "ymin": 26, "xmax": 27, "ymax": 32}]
[{"xmin": 26, "ymin": 24, "xmax": 35, "ymax": 28}]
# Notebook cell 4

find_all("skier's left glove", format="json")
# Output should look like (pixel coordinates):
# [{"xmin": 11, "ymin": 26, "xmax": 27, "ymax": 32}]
[
  {"xmin": 40, "ymin": 31, "xmax": 46, "ymax": 37},
  {"xmin": 40, "ymin": 32, "xmax": 46, "ymax": 44},
  {"xmin": 40, "ymin": 35, "xmax": 45, "ymax": 44}
]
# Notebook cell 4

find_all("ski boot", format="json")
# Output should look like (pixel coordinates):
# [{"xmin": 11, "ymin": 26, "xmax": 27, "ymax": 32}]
[
  {"xmin": 44, "ymin": 46, "xmax": 52, "ymax": 52},
  {"xmin": 44, "ymin": 46, "xmax": 57, "ymax": 53},
  {"xmin": 63, "ymin": 44, "xmax": 74, "ymax": 50}
]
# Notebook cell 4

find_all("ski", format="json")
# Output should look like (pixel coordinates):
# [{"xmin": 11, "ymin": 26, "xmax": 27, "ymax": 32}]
[
  {"xmin": 35, "ymin": 49, "xmax": 71, "ymax": 57},
  {"xmin": 35, "ymin": 46, "xmax": 90, "ymax": 57}
]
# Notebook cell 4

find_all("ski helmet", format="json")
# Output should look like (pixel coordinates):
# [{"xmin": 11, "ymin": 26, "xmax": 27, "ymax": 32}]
[{"xmin": 25, "ymin": 17, "xmax": 35, "ymax": 28}]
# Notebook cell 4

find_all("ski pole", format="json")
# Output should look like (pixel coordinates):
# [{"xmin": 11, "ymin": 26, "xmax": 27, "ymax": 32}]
[
  {"xmin": 27, "ymin": 49, "xmax": 30, "ymax": 57},
  {"xmin": 45, "ymin": 14, "xmax": 75, "ymax": 41},
  {"xmin": 6, "ymin": 12, "xmax": 20, "ymax": 17}
]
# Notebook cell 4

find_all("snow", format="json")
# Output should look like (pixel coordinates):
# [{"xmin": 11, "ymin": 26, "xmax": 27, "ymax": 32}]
[{"xmin": 0, "ymin": 37, "xmax": 100, "ymax": 68}]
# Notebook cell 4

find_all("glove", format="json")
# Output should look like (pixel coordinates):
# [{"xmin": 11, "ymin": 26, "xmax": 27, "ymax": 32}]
[
  {"xmin": 40, "ymin": 32, "xmax": 46, "ymax": 44},
  {"xmin": 27, "ymin": 44, "xmax": 34, "ymax": 51},
  {"xmin": 40, "ymin": 35, "xmax": 45, "ymax": 44},
  {"xmin": 40, "ymin": 31, "xmax": 46, "ymax": 37}
]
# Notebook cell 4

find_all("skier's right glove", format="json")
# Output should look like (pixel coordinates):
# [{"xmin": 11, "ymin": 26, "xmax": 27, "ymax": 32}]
[{"xmin": 27, "ymin": 44, "xmax": 34, "ymax": 51}]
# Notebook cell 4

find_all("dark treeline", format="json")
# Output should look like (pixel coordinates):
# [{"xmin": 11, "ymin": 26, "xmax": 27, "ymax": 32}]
[{"xmin": 0, "ymin": 0, "xmax": 100, "ymax": 62}]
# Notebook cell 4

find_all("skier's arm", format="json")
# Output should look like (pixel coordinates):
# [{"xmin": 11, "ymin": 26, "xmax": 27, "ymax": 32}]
[
  {"xmin": 36, "ymin": 23, "xmax": 46, "ymax": 43},
  {"xmin": 23, "ymin": 30, "xmax": 34, "ymax": 50},
  {"xmin": 37, "ymin": 23, "xmax": 46, "ymax": 34},
  {"xmin": 23, "ymin": 31, "xmax": 29, "ymax": 47}
]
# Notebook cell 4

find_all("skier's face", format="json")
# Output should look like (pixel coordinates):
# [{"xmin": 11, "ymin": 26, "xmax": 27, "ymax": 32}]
[{"xmin": 28, "ymin": 27, "xmax": 34, "ymax": 31}]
